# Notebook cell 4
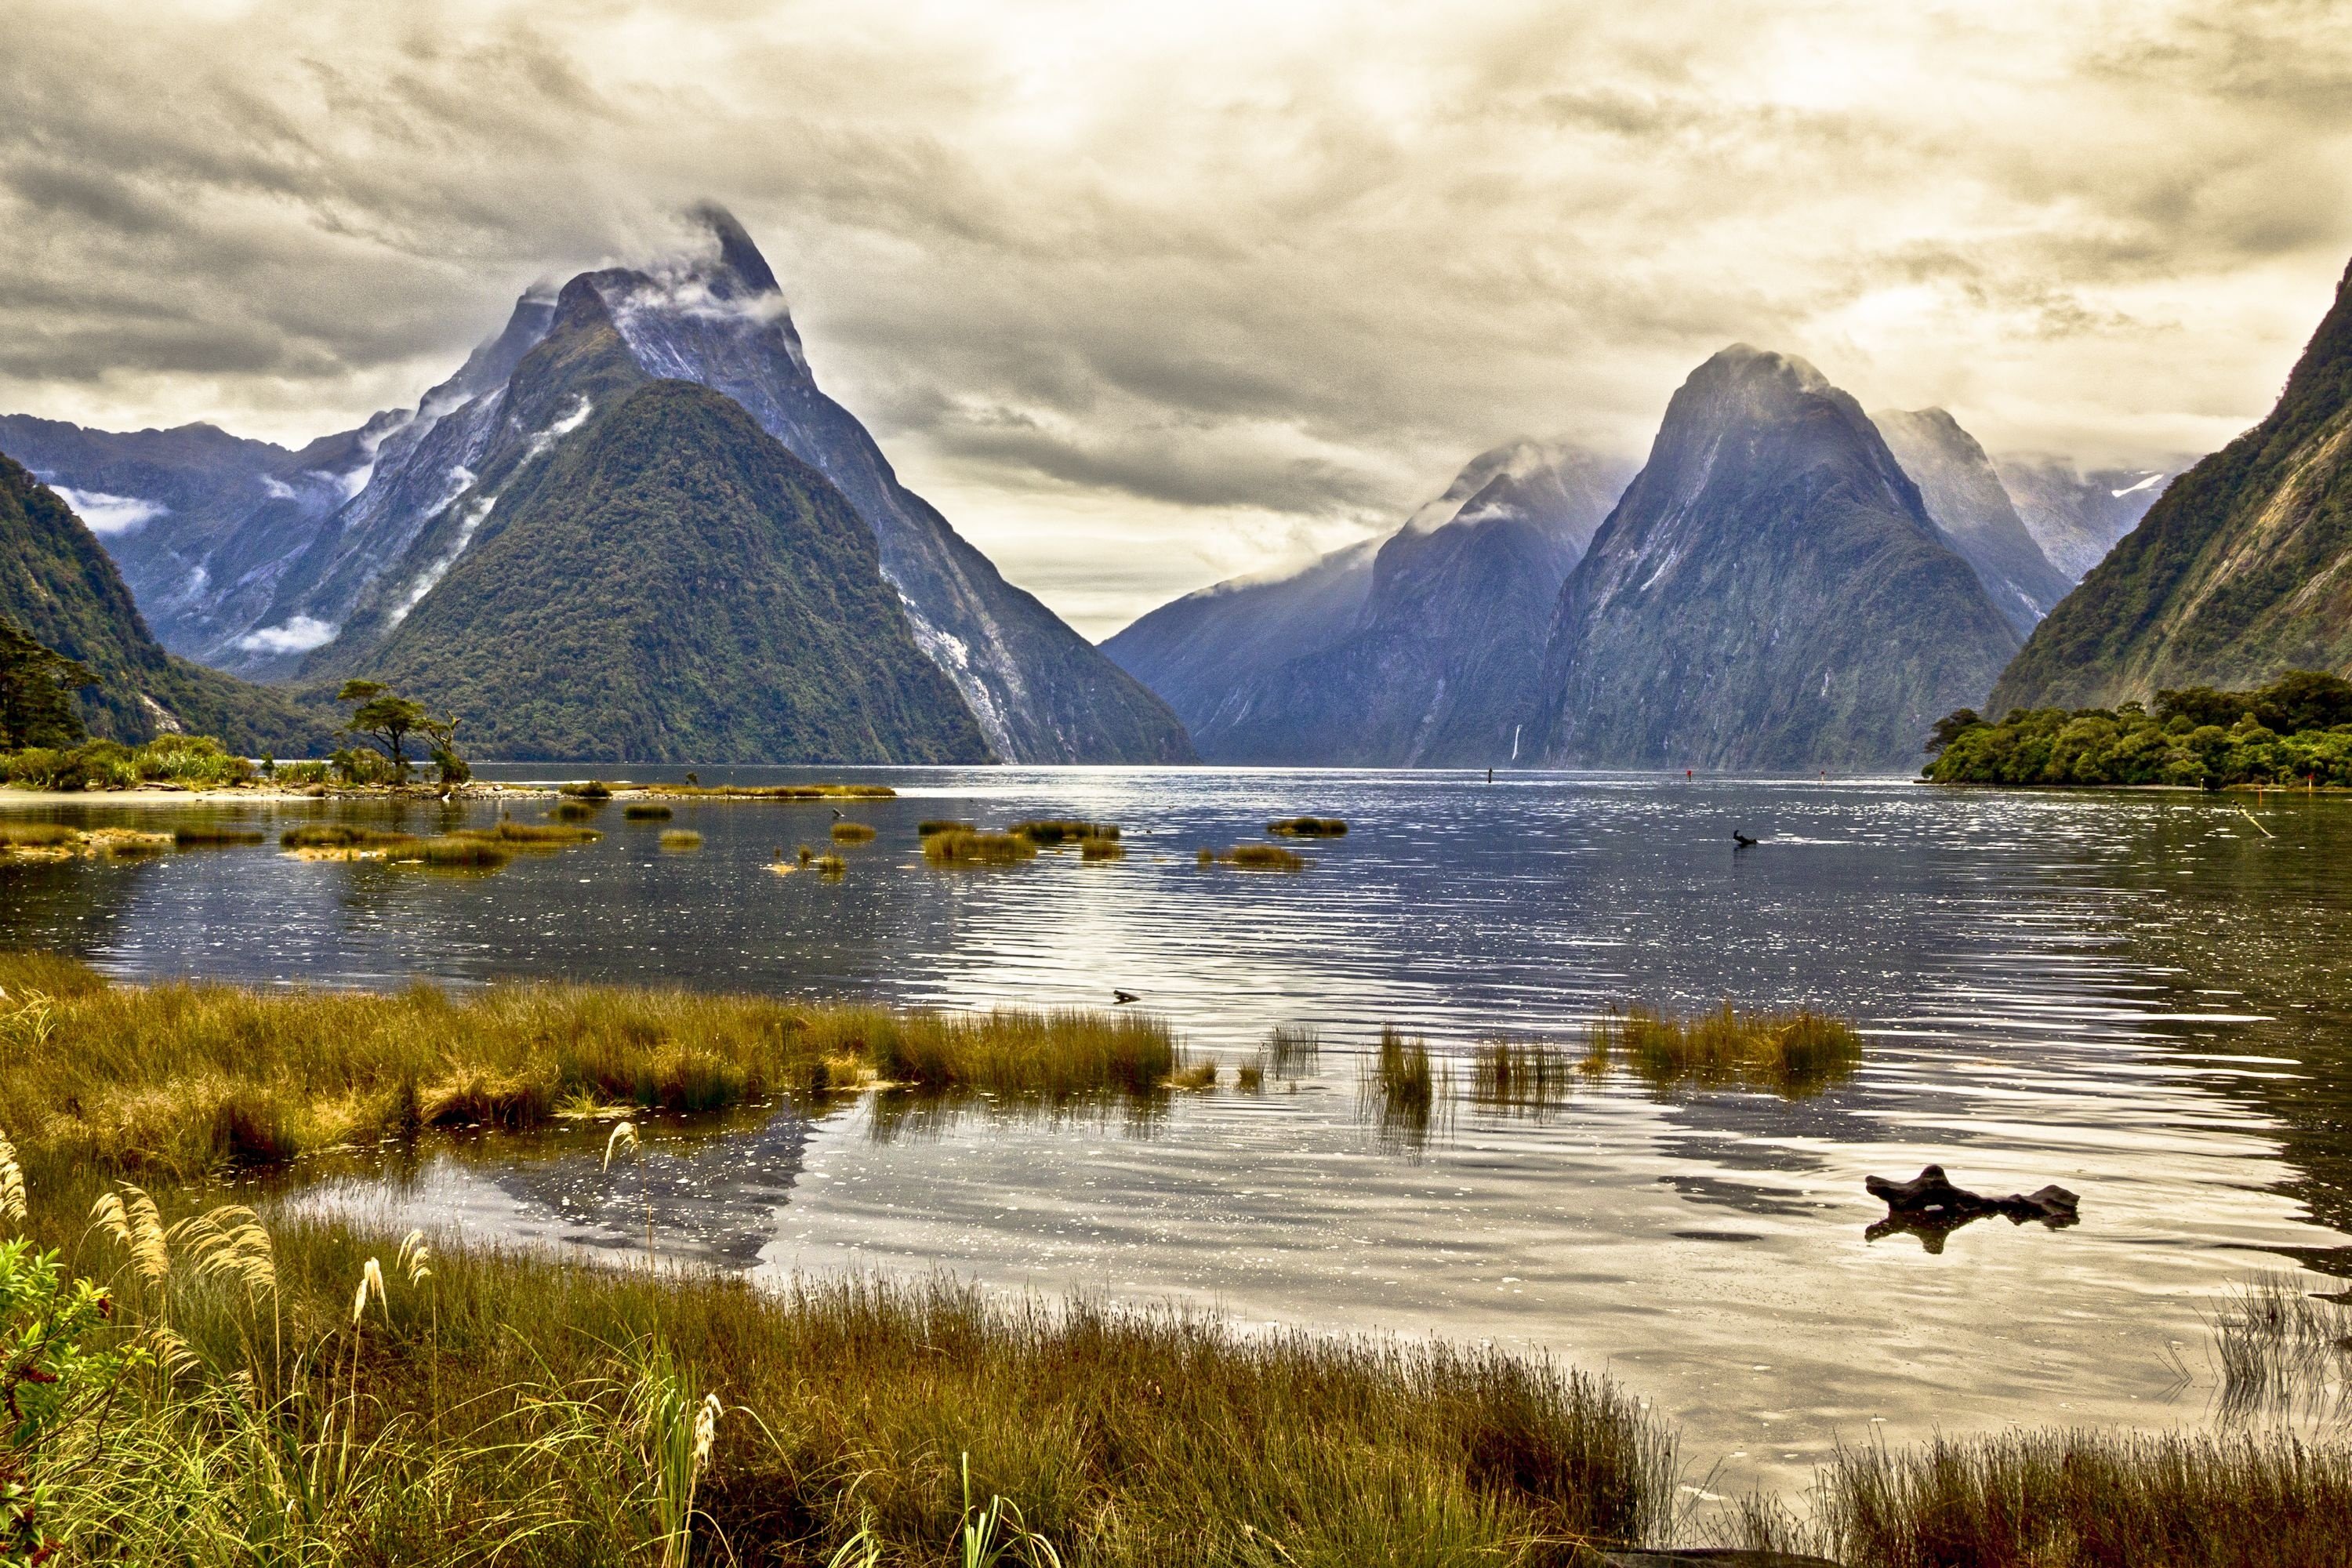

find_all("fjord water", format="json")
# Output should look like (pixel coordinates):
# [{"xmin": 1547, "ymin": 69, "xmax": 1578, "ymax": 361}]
[{"xmin": 7, "ymin": 769, "xmax": 2350, "ymax": 1497}]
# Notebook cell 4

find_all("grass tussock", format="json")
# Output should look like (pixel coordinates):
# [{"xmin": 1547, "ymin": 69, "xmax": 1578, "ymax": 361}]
[
  {"xmin": 5, "ymin": 1185, "xmax": 1676, "ymax": 1568},
  {"xmin": 1200, "ymin": 844, "xmax": 1308, "ymax": 871},
  {"xmin": 658, "ymin": 829, "xmax": 702, "ymax": 852},
  {"xmin": 407, "ymin": 837, "xmax": 513, "ymax": 869},
  {"xmin": 1469, "ymin": 1038, "xmax": 1581, "ymax": 1116},
  {"xmin": 650, "ymin": 783, "xmax": 895, "ymax": 800},
  {"xmin": 0, "ymin": 954, "xmax": 1202, "ymax": 1181},
  {"xmin": 557, "ymin": 780, "xmax": 615, "ymax": 800},
  {"xmin": 1740, "ymin": 1428, "xmax": 2352, "ymax": 1568},
  {"xmin": 924, "ymin": 829, "xmax": 1039, "ymax": 866},
  {"xmin": 452, "ymin": 822, "xmax": 602, "ymax": 847},
  {"xmin": 622, "ymin": 803, "xmax": 673, "ymax": 821},
  {"xmin": 916, "ymin": 818, "xmax": 973, "ymax": 837},
  {"xmin": 550, "ymin": 800, "xmax": 601, "ymax": 822},
  {"xmin": 279, "ymin": 825, "xmax": 420, "ymax": 853},
  {"xmin": 1078, "ymin": 835, "xmax": 1123, "ymax": 861},
  {"xmin": 169, "ymin": 825, "xmax": 267, "ymax": 848},
  {"xmin": 812, "ymin": 853, "xmax": 847, "ymax": 877},
  {"xmin": 1586, "ymin": 1003, "xmax": 1864, "ymax": 1098},
  {"xmin": 829, "ymin": 820, "xmax": 877, "ymax": 843},
  {"xmin": 0, "ymin": 821, "xmax": 81, "ymax": 848},
  {"xmin": 1010, "ymin": 820, "xmax": 1120, "ymax": 845},
  {"xmin": 1267, "ymin": 816, "xmax": 1348, "ymax": 837}
]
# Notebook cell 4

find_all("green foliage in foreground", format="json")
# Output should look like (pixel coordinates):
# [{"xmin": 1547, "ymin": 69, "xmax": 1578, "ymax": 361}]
[
  {"xmin": 1924, "ymin": 670, "xmax": 2352, "ymax": 787},
  {"xmin": 0, "ymin": 1153, "xmax": 1675, "ymax": 1566},
  {"xmin": 3, "ymin": 731, "xmax": 256, "ymax": 790}
]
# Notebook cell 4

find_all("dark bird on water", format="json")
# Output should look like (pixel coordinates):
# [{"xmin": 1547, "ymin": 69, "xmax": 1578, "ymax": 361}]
[
  {"xmin": 1733, "ymin": 831, "xmax": 1759, "ymax": 848},
  {"xmin": 1113, "ymin": 989, "xmax": 1140, "ymax": 1005},
  {"xmin": 830, "ymin": 808, "xmax": 844, "ymax": 819}
]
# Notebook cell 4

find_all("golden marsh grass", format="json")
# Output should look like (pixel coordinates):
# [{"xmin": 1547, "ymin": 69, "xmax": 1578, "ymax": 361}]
[{"xmin": 0, "ymin": 954, "xmax": 1195, "ymax": 1181}]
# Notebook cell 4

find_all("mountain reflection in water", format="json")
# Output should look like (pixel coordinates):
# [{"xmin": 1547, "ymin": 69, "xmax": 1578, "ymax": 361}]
[{"xmin": 8, "ymin": 767, "xmax": 2352, "ymax": 1496}]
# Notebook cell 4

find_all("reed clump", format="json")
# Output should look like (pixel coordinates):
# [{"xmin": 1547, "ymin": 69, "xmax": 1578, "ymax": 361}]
[
  {"xmin": 558, "ymin": 780, "xmax": 615, "ymax": 800},
  {"xmin": 1078, "ymin": 835, "xmax": 1123, "ymax": 861},
  {"xmin": 1011, "ymin": 820, "xmax": 1120, "ymax": 845},
  {"xmin": 917, "ymin": 818, "xmax": 973, "ymax": 837},
  {"xmin": 1266, "ymin": 816, "xmax": 1348, "ymax": 837},
  {"xmin": 2212, "ymin": 1272, "xmax": 2352, "ymax": 1424},
  {"xmin": 0, "ymin": 954, "xmax": 1204, "ymax": 1181},
  {"xmin": 0, "ymin": 821, "xmax": 81, "ymax": 848},
  {"xmin": 622, "ymin": 803, "xmax": 673, "ymax": 821},
  {"xmin": 1374, "ymin": 1025, "xmax": 1436, "ymax": 1114},
  {"xmin": 1266, "ymin": 1025, "xmax": 1319, "ymax": 1076},
  {"xmin": 830, "ymin": 821, "xmax": 877, "ymax": 843},
  {"xmin": 813, "ymin": 853, "xmax": 847, "ymax": 877},
  {"xmin": 872, "ymin": 1007, "xmax": 1189, "ymax": 1100},
  {"xmin": 658, "ymin": 830, "xmax": 702, "ymax": 852},
  {"xmin": 551, "ymin": 800, "xmax": 601, "ymax": 822},
  {"xmin": 1200, "ymin": 844, "xmax": 1307, "ymax": 871},
  {"xmin": 1469, "ymin": 1038, "xmax": 1579, "ymax": 1115},
  {"xmin": 170, "ymin": 824, "xmax": 267, "ymax": 848},
  {"xmin": 1744, "ymin": 1428, "xmax": 2352, "ymax": 1568},
  {"xmin": 1585, "ymin": 1003, "xmax": 1864, "ymax": 1098},
  {"xmin": 924, "ymin": 829, "xmax": 1039, "ymax": 866}
]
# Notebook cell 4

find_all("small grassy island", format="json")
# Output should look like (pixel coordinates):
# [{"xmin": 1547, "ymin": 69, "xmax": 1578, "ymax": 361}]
[{"xmin": 1923, "ymin": 670, "xmax": 2352, "ymax": 788}]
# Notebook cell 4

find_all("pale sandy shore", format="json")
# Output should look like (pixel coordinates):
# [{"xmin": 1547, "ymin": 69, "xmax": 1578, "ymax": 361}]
[{"xmin": 0, "ymin": 782, "xmax": 551, "ymax": 808}]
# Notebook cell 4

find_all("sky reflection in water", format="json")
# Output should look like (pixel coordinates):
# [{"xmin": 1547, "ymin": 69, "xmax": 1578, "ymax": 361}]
[{"xmin": 10, "ymin": 767, "xmax": 2351, "ymax": 1495}]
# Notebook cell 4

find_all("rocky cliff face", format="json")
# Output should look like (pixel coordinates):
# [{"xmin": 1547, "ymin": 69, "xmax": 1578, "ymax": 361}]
[
  {"xmin": 1993, "ymin": 455, "xmax": 2186, "ymax": 583},
  {"xmin": 348, "ymin": 367, "xmax": 993, "ymax": 764},
  {"xmin": 0, "ymin": 451, "xmax": 329, "ymax": 751},
  {"xmin": 1103, "ymin": 441, "xmax": 1628, "ymax": 764},
  {"xmin": 1530, "ymin": 346, "xmax": 2020, "ymax": 772},
  {"xmin": 1872, "ymin": 408, "xmax": 2074, "ymax": 637},
  {"xmin": 1992, "ymin": 256, "xmax": 2352, "ymax": 712}
]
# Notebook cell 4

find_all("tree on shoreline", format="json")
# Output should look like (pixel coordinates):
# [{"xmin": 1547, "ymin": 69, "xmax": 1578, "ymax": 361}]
[{"xmin": 337, "ymin": 680, "xmax": 466, "ymax": 785}]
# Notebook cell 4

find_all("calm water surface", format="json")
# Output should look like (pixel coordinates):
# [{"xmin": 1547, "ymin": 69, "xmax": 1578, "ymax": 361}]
[{"xmin": 7, "ymin": 767, "xmax": 2350, "ymax": 1497}]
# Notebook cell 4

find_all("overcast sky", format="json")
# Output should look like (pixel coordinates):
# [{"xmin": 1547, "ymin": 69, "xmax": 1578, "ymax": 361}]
[{"xmin": 5, "ymin": 1, "xmax": 2349, "ymax": 636}]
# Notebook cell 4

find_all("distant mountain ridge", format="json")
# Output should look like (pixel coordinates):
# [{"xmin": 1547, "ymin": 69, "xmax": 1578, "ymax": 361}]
[
  {"xmin": 1871, "ymin": 407, "xmax": 2075, "ymax": 637},
  {"xmin": 0, "ymin": 452, "xmax": 330, "ymax": 752},
  {"xmin": 1531, "ymin": 346, "xmax": 2020, "ymax": 771},
  {"xmin": 1103, "ymin": 441, "xmax": 1629, "ymax": 764},
  {"xmin": 1993, "ymin": 454, "xmax": 2185, "ymax": 583},
  {"xmin": 1992, "ymin": 254, "xmax": 2352, "ymax": 711}
]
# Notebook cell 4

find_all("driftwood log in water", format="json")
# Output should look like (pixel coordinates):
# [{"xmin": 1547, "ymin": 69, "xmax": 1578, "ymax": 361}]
[{"xmin": 1866, "ymin": 1163, "xmax": 2079, "ymax": 1224}]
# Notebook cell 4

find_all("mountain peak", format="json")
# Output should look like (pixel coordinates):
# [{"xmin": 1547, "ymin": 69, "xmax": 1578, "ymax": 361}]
[
  {"xmin": 684, "ymin": 201, "xmax": 782, "ymax": 297},
  {"xmin": 1697, "ymin": 342, "xmax": 1833, "ymax": 397}
]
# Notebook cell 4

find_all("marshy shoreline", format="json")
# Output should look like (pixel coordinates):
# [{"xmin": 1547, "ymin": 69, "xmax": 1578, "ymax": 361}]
[{"xmin": 5, "ymin": 955, "xmax": 2351, "ymax": 1564}]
